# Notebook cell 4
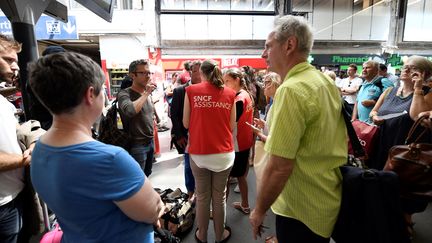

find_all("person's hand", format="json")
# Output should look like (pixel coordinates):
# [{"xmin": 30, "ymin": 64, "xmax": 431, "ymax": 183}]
[
  {"xmin": 144, "ymin": 82, "xmax": 157, "ymax": 95},
  {"xmin": 176, "ymin": 136, "xmax": 187, "ymax": 149},
  {"xmin": 249, "ymin": 209, "xmax": 266, "ymax": 240},
  {"xmin": 411, "ymin": 70, "xmax": 425, "ymax": 89},
  {"xmin": 372, "ymin": 115, "xmax": 384, "ymax": 125},
  {"xmin": 22, "ymin": 154, "xmax": 31, "ymax": 167},
  {"xmin": 418, "ymin": 111, "xmax": 432, "ymax": 129},
  {"xmin": 253, "ymin": 118, "xmax": 265, "ymax": 130},
  {"xmin": 361, "ymin": 99, "xmax": 375, "ymax": 107},
  {"xmin": 21, "ymin": 143, "xmax": 35, "ymax": 167}
]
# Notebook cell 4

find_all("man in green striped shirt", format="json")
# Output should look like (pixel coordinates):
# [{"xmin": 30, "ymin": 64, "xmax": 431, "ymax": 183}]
[{"xmin": 249, "ymin": 15, "xmax": 347, "ymax": 243}]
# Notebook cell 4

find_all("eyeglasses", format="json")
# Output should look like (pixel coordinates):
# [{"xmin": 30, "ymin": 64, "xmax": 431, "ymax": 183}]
[
  {"xmin": 401, "ymin": 65, "xmax": 420, "ymax": 72},
  {"xmin": 134, "ymin": 71, "xmax": 153, "ymax": 76}
]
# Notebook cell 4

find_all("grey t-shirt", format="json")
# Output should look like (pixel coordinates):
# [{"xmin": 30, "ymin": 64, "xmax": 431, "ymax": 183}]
[{"xmin": 117, "ymin": 88, "xmax": 154, "ymax": 146}]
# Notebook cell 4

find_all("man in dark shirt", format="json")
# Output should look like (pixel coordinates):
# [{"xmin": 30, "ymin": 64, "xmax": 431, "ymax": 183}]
[
  {"xmin": 117, "ymin": 59, "xmax": 156, "ymax": 176},
  {"xmin": 170, "ymin": 60, "xmax": 201, "ymax": 199}
]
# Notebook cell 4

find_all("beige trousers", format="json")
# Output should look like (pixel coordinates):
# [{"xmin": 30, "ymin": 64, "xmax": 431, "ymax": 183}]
[{"xmin": 190, "ymin": 159, "xmax": 232, "ymax": 242}]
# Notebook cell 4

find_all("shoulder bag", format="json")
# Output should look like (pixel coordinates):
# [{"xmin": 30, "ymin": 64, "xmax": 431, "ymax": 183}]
[{"xmin": 384, "ymin": 115, "xmax": 432, "ymax": 201}]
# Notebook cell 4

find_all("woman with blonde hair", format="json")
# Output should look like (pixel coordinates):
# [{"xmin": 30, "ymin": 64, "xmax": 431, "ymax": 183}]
[
  {"xmin": 183, "ymin": 60, "xmax": 236, "ymax": 243},
  {"xmin": 249, "ymin": 72, "xmax": 282, "ymax": 186}
]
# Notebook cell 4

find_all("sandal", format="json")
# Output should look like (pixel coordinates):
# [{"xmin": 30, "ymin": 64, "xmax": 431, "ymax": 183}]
[
  {"xmin": 195, "ymin": 228, "xmax": 207, "ymax": 243},
  {"xmin": 232, "ymin": 202, "xmax": 250, "ymax": 214},
  {"xmin": 216, "ymin": 226, "xmax": 231, "ymax": 243}
]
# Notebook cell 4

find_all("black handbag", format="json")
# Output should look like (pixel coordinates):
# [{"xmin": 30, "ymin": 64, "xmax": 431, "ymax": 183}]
[
  {"xmin": 332, "ymin": 103, "xmax": 410, "ymax": 243},
  {"xmin": 98, "ymin": 100, "xmax": 131, "ymax": 150}
]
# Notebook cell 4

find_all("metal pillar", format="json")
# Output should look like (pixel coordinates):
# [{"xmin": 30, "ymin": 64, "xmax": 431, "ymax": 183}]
[{"xmin": 12, "ymin": 21, "xmax": 39, "ymax": 119}]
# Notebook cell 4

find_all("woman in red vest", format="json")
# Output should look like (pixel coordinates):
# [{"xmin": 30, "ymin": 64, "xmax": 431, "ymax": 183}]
[
  {"xmin": 183, "ymin": 60, "xmax": 236, "ymax": 243},
  {"xmin": 223, "ymin": 68, "xmax": 254, "ymax": 215}
]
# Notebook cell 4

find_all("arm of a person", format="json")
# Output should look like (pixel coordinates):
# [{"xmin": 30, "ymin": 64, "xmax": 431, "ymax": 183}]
[
  {"xmin": 256, "ymin": 132, "xmax": 267, "ymax": 142},
  {"xmin": 351, "ymin": 101, "xmax": 358, "ymax": 121},
  {"xmin": 410, "ymin": 92, "xmax": 432, "ymax": 120},
  {"xmin": 369, "ymin": 90, "xmax": 388, "ymax": 125},
  {"xmin": 115, "ymin": 179, "xmax": 164, "ymax": 224},
  {"xmin": 230, "ymin": 101, "xmax": 237, "ymax": 131},
  {"xmin": 0, "ymin": 152, "xmax": 26, "ymax": 171},
  {"xmin": 118, "ymin": 89, "xmax": 152, "ymax": 117},
  {"xmin": 254, "ymin": 154, "xmax": 294, "ymax": 214},
  {"xmin": 182, "ymin": 93, "xmax": 190, "ymax": 129},
  {"xmin": 342, "ymin": 84, "xmax": 360, "ymax": 95}
]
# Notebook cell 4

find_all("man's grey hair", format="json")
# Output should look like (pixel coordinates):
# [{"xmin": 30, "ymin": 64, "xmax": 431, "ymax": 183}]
[
  {"xmin": 273, "ymin": 15, "xmax": 313, "ymax": 56},
  {"xmin": 364, "ymin": 60, "xmax": 379, "ymax": 69}
]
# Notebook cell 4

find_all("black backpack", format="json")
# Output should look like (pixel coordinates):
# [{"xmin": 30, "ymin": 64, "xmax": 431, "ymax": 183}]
[{"xmin": 98, "ymin": 100, "xmax": 131, "ymax": 150}]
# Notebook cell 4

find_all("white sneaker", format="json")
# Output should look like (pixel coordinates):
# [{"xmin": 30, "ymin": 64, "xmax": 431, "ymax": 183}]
[{"xmin": 234, "ymin": 184, "xmax": 240, "ymax": 193}]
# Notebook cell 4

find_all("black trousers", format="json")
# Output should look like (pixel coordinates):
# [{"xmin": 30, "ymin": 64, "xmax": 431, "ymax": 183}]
[{"xmin": 276, "ymin": 215, "xmax": 329, "ymax": 243}]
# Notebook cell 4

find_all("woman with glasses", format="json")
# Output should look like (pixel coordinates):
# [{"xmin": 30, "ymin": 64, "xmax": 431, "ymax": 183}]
[
  {"xmin": 368, "ymin": 56, "xmax": 432, "ymax": 237},
  {"xmin": 369, "ymin": 56, "xmax": 432, "ymax": 169}
]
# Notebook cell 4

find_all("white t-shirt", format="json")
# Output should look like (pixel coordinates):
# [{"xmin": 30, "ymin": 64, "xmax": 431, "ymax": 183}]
[
  {"xmin": 190, "ymin": 152, "xmax": 235, "ymax": 172},
  {"xmin": 339, "ymin": 77, "xmax": 363, "ymax": 104},
  {"xmin": 0, "ymin": 95, "xmax": 24, "ymax": 206}
]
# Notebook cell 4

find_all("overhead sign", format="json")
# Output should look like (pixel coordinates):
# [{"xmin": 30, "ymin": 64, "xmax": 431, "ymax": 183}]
[{"xmin": 0, "ymin": 15, "xmax": 78, "ymax": 40}]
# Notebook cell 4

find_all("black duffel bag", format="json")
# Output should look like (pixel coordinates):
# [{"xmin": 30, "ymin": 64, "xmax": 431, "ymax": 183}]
[{"xmin": 332, "ymin": 102, "xmax": 410, "ymax": 243}]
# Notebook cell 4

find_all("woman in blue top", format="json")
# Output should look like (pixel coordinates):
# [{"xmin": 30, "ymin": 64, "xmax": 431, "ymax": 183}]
[{"xmin": 28, "ymin": 52, "xmax": 164, "ymax": 243}]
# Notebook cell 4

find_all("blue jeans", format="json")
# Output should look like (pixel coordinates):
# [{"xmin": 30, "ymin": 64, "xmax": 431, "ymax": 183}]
[
  {"xmin": 0, "ymin": 194, "xmax": 23, "ymax": 243},
  {"xmin": 130, "ymin": 141, "xmax": 154, "ymax": 177},
  {"xmin": 184, "ymin": 153, "xmax": 195, "ymax": 193}
]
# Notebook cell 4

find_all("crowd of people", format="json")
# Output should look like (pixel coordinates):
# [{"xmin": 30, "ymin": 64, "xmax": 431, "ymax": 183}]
[{"xmin": 0, "ymin": 14, "xmax": 431, "ymax": 243}]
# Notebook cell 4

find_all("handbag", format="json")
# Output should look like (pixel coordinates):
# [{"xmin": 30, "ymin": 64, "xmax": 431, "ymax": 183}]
[
  {"xmin": 40, "ymin": 223, "xmax": 63, "ymax": 243},
  {"xmin": 383, "ymin": 115, "xmax": 432, "ymax": 201},
  {"xmin": 348, "ymin": 119, "xmax": 379, "ymax": 158},
  {"xmin": 98, "ymin": 100, "xmax": 131, "ymax": 150},
  {"xmin": 253, "ymin": 140, "xmax": 269, "ymax": 188},
  {"xmin": 332, "ymin": 102, "xmax": 409, "ymax": 243}
]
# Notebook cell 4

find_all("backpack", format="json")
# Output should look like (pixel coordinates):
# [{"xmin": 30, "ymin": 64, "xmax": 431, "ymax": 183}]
[
  {"xmin": 98, "ymin": 100, "xmax": 131, "ymax": 150},
  {"xmin": 155, "ymin": 188, "xmax": 195, "ymax": 237}
]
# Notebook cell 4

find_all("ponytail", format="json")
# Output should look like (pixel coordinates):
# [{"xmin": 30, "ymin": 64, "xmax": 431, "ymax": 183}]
[
  {"xmin": 201, "ymin": 59, "xmax": 224, "ymax": 89},
  {"xmin": 209, "ymin": 66, "xmax": 224, "ymax": 89}
]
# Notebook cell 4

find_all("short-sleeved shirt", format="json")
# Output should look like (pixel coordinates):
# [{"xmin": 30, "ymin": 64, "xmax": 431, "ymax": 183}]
[
  {"xmin": 0, "ymin": 95, "xmax": 24, "ymax": 206},
  {"xmin": 339, "ymin": 77, "xmax": 363, "ymax": 104},
  {"xmin": 117, "ymin": 88, "xmax": 154, "ymax": 145},
  {"xmin": 265, "ymin": 62, "xmax": 347, "ymax": 238},
  {"xmin": 356, "ymin": 76, "xmax": 390, "ymax": 122},
  {"xmin": 31, "ymin": 141, "xmax": 153, "ymax": 243}
]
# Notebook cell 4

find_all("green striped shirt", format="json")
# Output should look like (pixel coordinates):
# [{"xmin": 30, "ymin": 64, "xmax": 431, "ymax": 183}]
[{"xmin": 265, "ymin": 62, "xmax": 347, "ymax": 237}]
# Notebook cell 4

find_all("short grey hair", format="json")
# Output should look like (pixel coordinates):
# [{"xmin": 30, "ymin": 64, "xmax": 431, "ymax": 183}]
[
  {"xmin": 363, "ymin": 60, "xmax": 379, "ymax": 70},
  {"xmin": 273, "ymin": 15, "xmax": 313, "ymax": 56}
]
